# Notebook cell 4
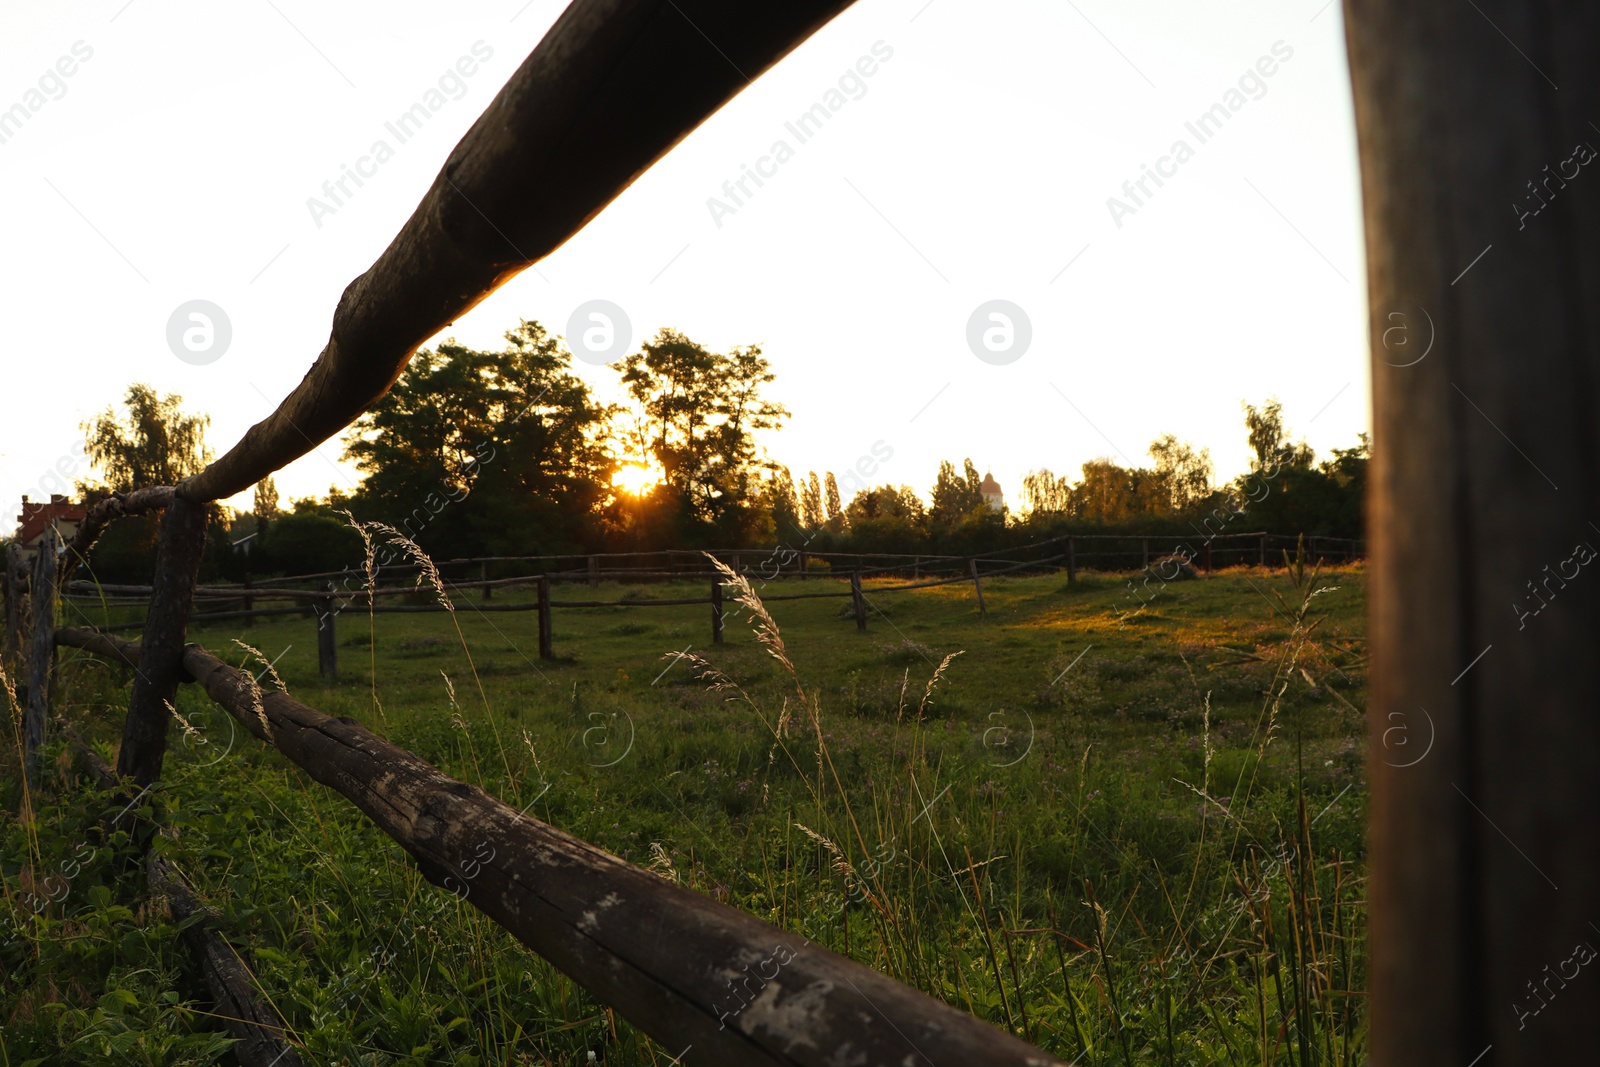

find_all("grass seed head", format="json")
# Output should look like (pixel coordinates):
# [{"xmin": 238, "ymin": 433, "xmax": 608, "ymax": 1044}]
[
  {"xmin": 232, "ymin": 639, "xmax": 289, "ymax": 695},
  {"xmin": 369, "ymin": 522, "xmax": 453, "ymax": 610},
  {"xmin": 916, "ymin": 650, "xmax": 965, "ymax": 720}
]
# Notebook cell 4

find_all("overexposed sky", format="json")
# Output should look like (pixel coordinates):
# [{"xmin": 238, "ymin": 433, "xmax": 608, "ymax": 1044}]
[{"xmin": 0, "ymin": 0, "xmax": 1367, "ymax": 518}]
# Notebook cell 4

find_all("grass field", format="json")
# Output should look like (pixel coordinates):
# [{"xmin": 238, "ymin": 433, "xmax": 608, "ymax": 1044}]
[{"xmin": 3, "ymin": 560, "xmax": 1369, "ymax": 1065}]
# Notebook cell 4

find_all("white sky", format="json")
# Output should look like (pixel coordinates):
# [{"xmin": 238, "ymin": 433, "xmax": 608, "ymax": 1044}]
[{"xmin": 0, "ymin": 0, "xmax": 1367, "ymax": 519}]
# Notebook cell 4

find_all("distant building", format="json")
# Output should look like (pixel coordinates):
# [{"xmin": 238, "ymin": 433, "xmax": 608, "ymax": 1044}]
[
  {"xmin": 979, "ymin": 472, "xmax": 1004, "ymax": 513},
  {"xmin": 14, "ymin": 494, "xmax": 85, "ymax": 559}
]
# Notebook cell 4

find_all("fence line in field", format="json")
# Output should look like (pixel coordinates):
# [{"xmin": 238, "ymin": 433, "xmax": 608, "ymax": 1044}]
[{"xmin": 50, "ymin": 532, "xmax": 1364, "ymax": 674}]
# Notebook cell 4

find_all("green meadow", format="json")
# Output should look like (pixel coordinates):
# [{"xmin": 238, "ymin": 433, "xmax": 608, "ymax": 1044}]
[{"xmin": 4, "ymin": 562, "xmax": 1368, "ymax": 1065}]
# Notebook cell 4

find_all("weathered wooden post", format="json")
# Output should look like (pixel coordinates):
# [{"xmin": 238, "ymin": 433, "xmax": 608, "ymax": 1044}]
[
  {"xmin": 3, "ymin": 542, "xmax": 23, "ymax": 668},
  {"xmin": 117, "ymin": 495, "xmax": 209, "ymax": 790},
  {"xmin": 710, "ymin": 578, "xmax": 724, "ymax": 645},
  {"xmin": 1258, "ymin": 533, "xmax": 1268, "ymax": 568},
  {"xmin": 969, "ymin": 559, "xmax": 987, "ymax": 618},
  {"xmin": 798, "ymin": 553, "xmax": 807, "ymax": 581},
  {"xmin": 587, "ymin": 555, "xmax": 599, "ymax": 587},
  {"xmin": 1202, "ymin": 541, "xmax": 1213, "ymax": 574},
  {"xmin": 537, "ymin": 575, "xmax": 553, "ymax": 661},
  {"xmin": 849, "ymin": 571, "xmax": 867, "ymax": 632},
  {"xmin": 1066, "ymin": 537, "xmax": 1076, "ymax": 584},
  {"xmin": 1344, "ymin": 3, "xmax": 1600, "ymax": 1062},
  {"xmin": 24, "ymin": 527, "xmax": 59, "ymax": 787},
  {"xmin": 1141, "ymin": 537, "xmax": 1150, "ymax": 570},
  {"xmin": 315, "ymin": 581, "xmax": 339, "ymax": 679},
  {"xmin": 314, "ymin": 584, "xmax": 338, "ymax": 681},
  {"xmin": 481, "ymin": 560, "xmax": 491, "ymax": 600},
  {"xmin": 912, "ymin": 554, "xmax": 921, "ymax": 580}
]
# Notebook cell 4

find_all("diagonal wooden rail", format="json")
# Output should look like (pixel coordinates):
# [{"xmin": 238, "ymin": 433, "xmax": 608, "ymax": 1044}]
[
  {"xmin": 177, "ymin": 0, "xmax": 858, "ymax": 505},
  {"xmin": 56, "ymin": 626, "xmax": 1060, "ymax": 1066}
]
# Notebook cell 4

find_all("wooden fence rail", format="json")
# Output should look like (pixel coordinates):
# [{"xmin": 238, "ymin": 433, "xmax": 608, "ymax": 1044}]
[
  {"xmin": 53, "ymin": 535, "xmax": 1365, "ymax": 664},
  {"xmin": 54, "ymin": 626, "xmax": 1059, "ymax": 1065}
]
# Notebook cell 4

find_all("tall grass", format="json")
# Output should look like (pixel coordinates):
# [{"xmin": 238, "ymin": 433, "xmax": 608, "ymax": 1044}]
[{"xmin": 1, "ymin": 558, "xmax": 1367, "ymax": 1064}]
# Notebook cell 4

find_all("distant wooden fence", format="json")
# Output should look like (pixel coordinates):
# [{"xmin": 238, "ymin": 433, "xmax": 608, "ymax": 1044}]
[
  {"xmin": 0, "ymin": 4, "xmax": 1070, "ymax": 1064},
  {"xmin": 50, "ymin": 532, "xmax": 1364, "ymax": 677}
]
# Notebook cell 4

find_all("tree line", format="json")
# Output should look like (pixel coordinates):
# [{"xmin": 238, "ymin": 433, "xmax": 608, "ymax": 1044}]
[{"xmin": 55, "ymin": 320, "xmax": 1367, "ymax": 581}]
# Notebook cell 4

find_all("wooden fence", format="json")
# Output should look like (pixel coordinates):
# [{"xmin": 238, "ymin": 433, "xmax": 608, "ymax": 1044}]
[
  {"xmin": 8, "ymin": 1, "xmax": 1590, "ymax": 1062},
  {"xmin": 1, "ymin": 4, "xmax": 1066, "ymax": 1063},
  {"xmin": 47, "ymin": 532, "xmax": 1364, "ymax": 678}
]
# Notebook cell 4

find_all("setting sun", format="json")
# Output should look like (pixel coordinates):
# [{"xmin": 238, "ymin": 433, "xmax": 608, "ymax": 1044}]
[{"xmin": 611, "ymin": 463, "xmax": 660, "ymax": 496}]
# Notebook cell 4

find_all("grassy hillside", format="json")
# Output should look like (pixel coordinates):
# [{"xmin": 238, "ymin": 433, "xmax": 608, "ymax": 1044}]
[{"xmin": 4, "ymin": 563, "xmax": 1368, "ymax": 1065}]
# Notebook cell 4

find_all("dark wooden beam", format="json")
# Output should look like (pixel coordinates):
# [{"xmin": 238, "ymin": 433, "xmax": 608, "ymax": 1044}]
[
  {"xmin": 56, "ymin": 626, "xmax": 1061, "ymax": 1066},
  {"xmin": 2, "ymin": 543, "xmax": 24, "ymax": 668},
  {"xmin": 25, "ymin": 527, "xmax": 60, "ymax": 787},
  {"xmin": 1345, "ymin": 1, "xmax": 1600, "ymax": 1061},
  {"xmin": 58, "ymin": 485, "xmax": 175, "ymax": 584},
  {"xmin": 179, "ymin": 0, "xmax": 856, "ymax": 504},
  {"xmin": 115, "ymin": 497, "xmax": 209, "ymax": 792}
]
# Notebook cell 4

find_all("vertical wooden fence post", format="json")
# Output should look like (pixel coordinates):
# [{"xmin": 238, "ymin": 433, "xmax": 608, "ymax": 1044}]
[
  {"xmin": 799, "ymin": 553, "xmax": 807, "ymax": 581},
  {"xmin": 1203, "ymin": 541, "xmax": 1213, "ymax": 574},
  {"xmin": 587, "ymin": 555, "xmax": 599, "ymax": 587},
  {"xmin": 1141, "ymin": 537, "xmax": 1150, "ymax": 571},
  {"xmin": 969, "ymin": 559, "xmax": 987, "ymax": 618},
  {"xmin": 711, "ymin": 579, "xmax": 724, "ymax": 645},
  {"xmin": 1344, "ymin": 6, "xmax": 1600, "ymax": 1061},
  {"xmin": 117, "ymin": 495, "xmax": 209, "ymax": 791},
  {"xmin": 850, "ymin": 571, "xmax": 867, "ymax": 632},
  {"xmin": 537, "ymin": 575, "xmax": 553, "ymax": 661},
  {"xmin": 315, "ymin": 584, "xmax": 338, "ymax": 681},
  {"xmin": 1066, "ymin": 537, "xmax": 1076, "ymax": 584},
  {"xmin": 24, "ymin": 527, "xmax": 59, "ymax": 787},
  {"xmin": 481, "ymin": 560, "xmax": 491, "ymax": 600},
  {"xmin": 913, "ymin": 555, "xmax": 921, "ymax": 580},
  {"xmin": 1258, "ymin": 533, "xmax": 1268, "ymax": 568},
  {"xmin": 3, "ymin": 542, "xmax": 23, "ymax": 668}
]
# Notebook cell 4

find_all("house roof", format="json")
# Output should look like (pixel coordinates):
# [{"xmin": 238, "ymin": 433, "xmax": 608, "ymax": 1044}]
[{"xmin": 15, "ymin": 494, "xmax": 85, "ymax": 545}]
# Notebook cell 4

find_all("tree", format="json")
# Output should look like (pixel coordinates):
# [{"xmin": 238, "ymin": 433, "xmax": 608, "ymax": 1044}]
[
  {"xmin": 1232, "ymin": 433, "xmax": 1368, "ymax": 539},
  {"xmin": 823, "ymin": 472, "xmax": 845, "ymax": 532},
  {"xmin": 1147, "ymin": 434, "xmax": 1213, "ymax": 513},
  {"xmin": 74, "ymin": 384, "xmax": 227, "ymax": 583},
  {"xmin": 1020, "ymin": 469, "xmax": 1073, "ymax": 515},
  {"xmin": 262, "ymin": 512, "xmax": 364, "ymax": 576},
  {"xmin": 765, "ymin": 467, "xmax": 802, "ymax": 539},
  {"xmin": 1070, "ymin": 458, "xmax": 1150, "ymax": 523},
  {"xmin": 616, "ymin": 328, "xmax": 788, "ymax": 539},
  {"xmin": 1242, "ymin": 398, "xmax": 1314, "ymax": 474},
  {"xmin": 801, "ymin": 472, "xmax": 825, "ymax": 530},
  {"xmin": 844, "ymin": 484, "xmax": 924, "ymax": 524},
  {"xmin": 253, "ymin": 476, "xmax": 280, "ymax": 535},
  {"xmin": 343, "ymin": 321, "xmax": 613, "ymax": 556},
  {"xmin": 79, "ymin": 384, "xmax": 211, "ymax": 497},
  {"xmin": 843, "ymin": 484, "xmax": 927, "ymax": 552},
  {"xmin": 929, "ymin": 459, "xmax": 984, "ymax": 527}
]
